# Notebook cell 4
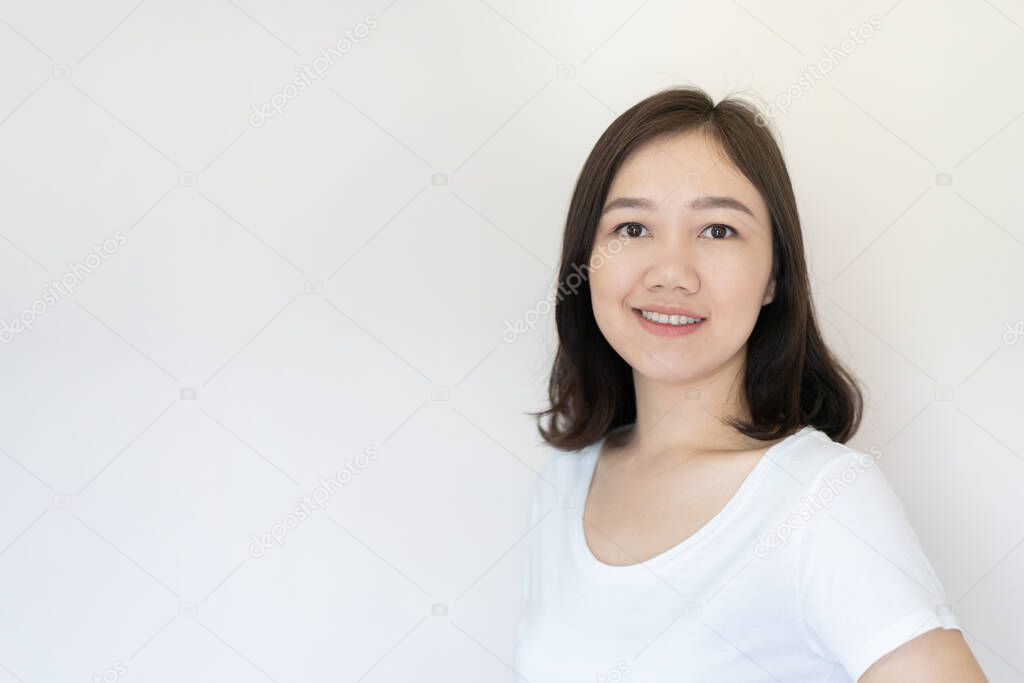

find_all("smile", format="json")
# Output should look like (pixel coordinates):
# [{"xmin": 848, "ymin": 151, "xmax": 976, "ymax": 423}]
[
  {"xmin": 633, "ymin": 308, "xmax": 707, "ymax": 337},
  {"xmin": 637, "ymin": 309, "xmax": 705, "ymax": 326}
]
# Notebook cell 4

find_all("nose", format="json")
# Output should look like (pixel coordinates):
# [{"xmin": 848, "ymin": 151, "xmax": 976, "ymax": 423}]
[{"xmin": 642, "ymin": 242, "xmax": 700, "ymax": 293}]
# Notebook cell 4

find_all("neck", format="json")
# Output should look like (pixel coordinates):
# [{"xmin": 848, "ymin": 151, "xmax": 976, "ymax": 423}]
[{"xmin": 622, "ymin": 349, "xmax": 757, "ymax": 457}]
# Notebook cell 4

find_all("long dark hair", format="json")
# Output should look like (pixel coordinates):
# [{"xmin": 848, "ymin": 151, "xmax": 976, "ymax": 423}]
[{"xmin": 530, "ymin": 86, "xmax": 862, "ymax": 451}]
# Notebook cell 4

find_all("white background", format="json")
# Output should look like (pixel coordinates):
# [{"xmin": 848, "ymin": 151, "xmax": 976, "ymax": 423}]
[{"xmin": 0, "ymin": 0, "xmax": 1022, "ymax": 680}]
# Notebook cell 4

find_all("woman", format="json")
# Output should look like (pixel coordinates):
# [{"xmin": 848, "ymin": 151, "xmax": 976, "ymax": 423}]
[{"xmin": 513, "ymin": 87, "xmax": 985, "ymax": 682}]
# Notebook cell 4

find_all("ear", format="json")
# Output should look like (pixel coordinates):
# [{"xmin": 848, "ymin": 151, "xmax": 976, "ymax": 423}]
[{"xmin": 763, "ymin": 279, "xmax": 775, "ymax": 306}]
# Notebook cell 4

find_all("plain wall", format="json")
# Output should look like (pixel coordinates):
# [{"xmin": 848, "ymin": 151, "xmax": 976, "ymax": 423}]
[{"xmin": 0, "ymin": 0, "xmax": 1022, "ymax": 680}]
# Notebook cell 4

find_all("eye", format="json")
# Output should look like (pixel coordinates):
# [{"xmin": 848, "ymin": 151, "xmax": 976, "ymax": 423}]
[
  {"xmin": 699, "ymin": 223, "xmax": 737, "ymax": 239},
  {"xmin": 612, "ymin": 221, "xmax": 649, "ymax": 238}
]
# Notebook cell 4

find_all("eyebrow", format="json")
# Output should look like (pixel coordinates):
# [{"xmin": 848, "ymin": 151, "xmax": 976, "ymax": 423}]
[{"xmin": 601, "ymin": 195, "xmax": 756, "ymax": 219}]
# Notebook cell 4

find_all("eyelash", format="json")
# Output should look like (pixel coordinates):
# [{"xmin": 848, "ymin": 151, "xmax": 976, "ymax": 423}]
[{"xmin": 611, "ymin": 222, "xmax": 738, "ymax": 239}]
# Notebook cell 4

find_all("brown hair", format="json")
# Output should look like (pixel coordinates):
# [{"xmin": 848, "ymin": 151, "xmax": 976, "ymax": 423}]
[{"xmin": 529, "ymin": 86, "xmax": 862, "ymax": 450}]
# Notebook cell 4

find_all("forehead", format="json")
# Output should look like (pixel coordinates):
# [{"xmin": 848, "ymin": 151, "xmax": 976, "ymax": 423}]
[{"xmin": 608, "ymin": 131, "xmax": 769, "ymax": 223}]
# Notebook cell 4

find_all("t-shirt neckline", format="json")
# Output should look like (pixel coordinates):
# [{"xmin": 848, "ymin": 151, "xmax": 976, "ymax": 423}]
[{"xmin": 572, "ymin": 425, "xmax": 816, "ymax": 581}]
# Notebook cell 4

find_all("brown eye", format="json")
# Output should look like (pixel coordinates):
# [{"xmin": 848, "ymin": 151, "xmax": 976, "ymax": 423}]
[
  {"xmin": 613, "ymin": 222, "xmax": 649, "ymax": 238},
  {"xmin": 701, "ymin": 224, "xmax": 736, "ymax": 239}
]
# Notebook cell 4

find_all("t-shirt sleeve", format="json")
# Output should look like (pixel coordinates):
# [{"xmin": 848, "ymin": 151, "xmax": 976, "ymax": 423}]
[
  {"xmin": 519, "ymin": 472, "xmax": 542, "ymax": 602},
  {"xmin": 519, "ymin": 452, "xmax": 557, "ymax": 602},
  {"xmin": 797, "ymin": 450, "xmax": 961, "ymax": 681}
]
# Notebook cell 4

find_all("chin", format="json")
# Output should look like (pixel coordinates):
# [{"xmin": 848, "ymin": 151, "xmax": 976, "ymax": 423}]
[{"xmin": 626, "ymin": 352, "xmax": 698, "ymax": 379}]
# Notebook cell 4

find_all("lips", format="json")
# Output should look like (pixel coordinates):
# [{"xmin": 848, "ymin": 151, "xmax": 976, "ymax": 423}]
[
  {"xmin": 633, "ymin": 307, "xmax": 706, "ymax": 336},
  {"xmin": 633, "ymin": 306, "xmax": 706, "ymax": 319}
]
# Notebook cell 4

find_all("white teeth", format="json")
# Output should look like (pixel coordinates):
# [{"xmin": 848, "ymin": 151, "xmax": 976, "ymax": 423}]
[{"xmin": 640, "ymin": 310, "xmax": 705, "ymax": 325}]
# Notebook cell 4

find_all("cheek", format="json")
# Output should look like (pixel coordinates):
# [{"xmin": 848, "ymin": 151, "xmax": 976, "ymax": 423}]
[
  {"xmin": 588, "ymin": 254, "xmax": 634, "ymax": 300},
  {"xmin": 588, "ymin": 242, "xmax": 623, "ymax": 276},
  {"xmin": 704, "ymin": 249, "xmax": 759, "ymax": 276},
  {"xmin": 709, "ymin": 252, "xmax": 770, "ymax": 293},
  {"xmin": 711, "ymin": 286, "xmax": 765, "ymax": 324}
]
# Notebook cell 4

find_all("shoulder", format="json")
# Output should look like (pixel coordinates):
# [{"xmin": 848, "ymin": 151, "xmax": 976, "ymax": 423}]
[
  {"xmin": 529, "ymin": 439, "xmax": 599, "ymax": 507},
  {"xmin": 769, "ymin": 427, "xmax": 868, "ymax": 487},
  {"xmin": 788, "ymin": 430, "xmax": 960, "ymax": 681},
  {"xmin": 780, "ymin": 428, "xmax": 924, "ymax": 570},
  {"xmin": 765, "ymin": 427, "xmax": 905, "ymax": 523},
  {"xmin": 789, "ymin": 430, "xmax": 909, "ymax": 532}
]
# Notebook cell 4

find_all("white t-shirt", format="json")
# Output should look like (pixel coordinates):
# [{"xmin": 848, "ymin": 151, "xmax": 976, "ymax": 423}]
[{"xmin": 513, "ymin": 425, "xmax": 961, "ymax": 682}]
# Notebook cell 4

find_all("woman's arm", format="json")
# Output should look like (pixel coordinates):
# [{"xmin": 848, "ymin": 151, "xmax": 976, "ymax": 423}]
[{"xmin": 860, "ymin": 627, "xmax": 987, "ymax": 682}]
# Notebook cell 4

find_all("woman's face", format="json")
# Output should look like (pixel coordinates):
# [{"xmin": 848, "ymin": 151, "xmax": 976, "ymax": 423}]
[{"xmin": 588, "ymin": 130, "xmax": 776, "ymax": 385}]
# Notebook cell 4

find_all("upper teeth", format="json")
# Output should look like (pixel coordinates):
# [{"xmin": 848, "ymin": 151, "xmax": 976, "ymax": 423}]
[{"xmin": 640, "ymin": 310, "xmax": 705, "ymax": 325}]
